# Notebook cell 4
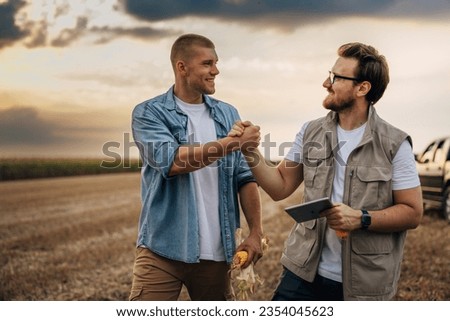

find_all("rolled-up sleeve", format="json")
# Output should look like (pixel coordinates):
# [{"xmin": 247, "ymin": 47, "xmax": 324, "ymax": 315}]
[
  {"xmin": 132, "ymin": 104, "xmax": 180, "ymax": 179},
  {"xmin": 235, "ymin": 151, "xmax": 256, "ymax": 189}
]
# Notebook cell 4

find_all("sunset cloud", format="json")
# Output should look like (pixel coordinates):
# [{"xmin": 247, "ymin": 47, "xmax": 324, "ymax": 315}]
[
  {"xmin": 0, "ymin": 107, "xmax": 69, "ymax": 146},
  {"xmin": 89, "ymin": 25, "xmax": 179, "ymax": 45},
  {"xmin": 2, "ymin": 0, "xmax": 449, "ymax": 51},
  {"xmin": 0, "ymin": 1, "xmax": 448, "ymax": 158},
  {"xmin": 0, "ymin": 0, "xmax": 177, "ymax": 50},
  {"xmin": 122, "ymin": 0, "xmax": 450, "ymax": 28},
  {"xmin": 0, "ymin": 0, "xmax": 28, "ymax": 49}
]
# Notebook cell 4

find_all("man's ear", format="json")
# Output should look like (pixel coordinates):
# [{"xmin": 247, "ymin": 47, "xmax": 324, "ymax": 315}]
[
  {"xmin": 356, "ymin": 81, "xmax": 371, "ymax": 98},
  {"xmin": 176, "ymin": 60, "xmax": 187, "ymax": 75}
]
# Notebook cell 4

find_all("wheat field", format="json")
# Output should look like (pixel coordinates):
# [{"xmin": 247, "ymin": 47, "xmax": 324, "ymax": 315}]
[{"xmin": 0, "ymin": 173, "xmax": 448, "ymax": 300}]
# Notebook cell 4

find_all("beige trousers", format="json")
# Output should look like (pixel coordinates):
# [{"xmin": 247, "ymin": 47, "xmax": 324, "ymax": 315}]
[{"xmin": 129, "ymin": 247, "xmax": 232, "ymax": 301}]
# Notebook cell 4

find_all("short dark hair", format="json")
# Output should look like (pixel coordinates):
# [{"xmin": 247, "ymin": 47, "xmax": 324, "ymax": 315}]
[
  {"xmin": 170, "ymin": 34, "xmax": 215, "ymax": 70},
  {"xmin": 338, "ymin": 42, "xmax": 389, "ymax": 104}
]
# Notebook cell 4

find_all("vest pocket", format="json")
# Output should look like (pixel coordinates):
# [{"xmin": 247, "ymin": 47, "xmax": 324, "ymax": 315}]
[
  {"xmin": 351, "ymin": 166, "xmax": 392, "ymax": 209},
  {"xmin": 284, "ymin": 220, "xmax": 317, "ymax": 267},
  {"xmin": 349, "ymin": 233, "xmax": 396, "ymax": 295},
  {"xmin": 303, "ymin": 148, "xmax": 333, "ymax": 190}
]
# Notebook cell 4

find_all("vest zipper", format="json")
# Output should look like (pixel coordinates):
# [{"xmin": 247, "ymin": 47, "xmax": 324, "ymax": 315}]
[{"xmin": 346, "ymin": 168, "xmax": 355, "ymax": 207}]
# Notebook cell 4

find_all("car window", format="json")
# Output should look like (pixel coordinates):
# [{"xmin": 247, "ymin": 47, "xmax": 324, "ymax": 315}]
[
  {"xmin": 434, "ymin": 140, "xmax": 445, "ymax": 163},
  {"xmin": 420, "ymin": 142, "xmax": 436, "ymax": 163},
  {"xmin": 446, "ymin": 139, "xmax": 450, "ymax": 161}
]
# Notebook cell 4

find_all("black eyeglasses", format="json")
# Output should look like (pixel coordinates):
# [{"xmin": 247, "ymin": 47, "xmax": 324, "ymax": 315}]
[{"xmin": 328, "ymin": 71, "xmax": 361, "ymax": 84}]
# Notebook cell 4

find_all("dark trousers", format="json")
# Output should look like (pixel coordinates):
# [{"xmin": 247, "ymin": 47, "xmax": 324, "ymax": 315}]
[{"xmin": 272, "ymin": 267, "xmax": 344, "ymax": 301}]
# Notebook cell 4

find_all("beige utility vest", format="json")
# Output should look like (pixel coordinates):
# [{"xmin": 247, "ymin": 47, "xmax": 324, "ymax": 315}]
[{"xmin": 280, "ymin": 106, "xmax": 411, "ymax": 300}]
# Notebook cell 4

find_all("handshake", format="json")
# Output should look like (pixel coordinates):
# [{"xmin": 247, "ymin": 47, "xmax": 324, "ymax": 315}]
[{"xmin": 227, "ymin": 120, "xmax": 261, "ymax": 154}]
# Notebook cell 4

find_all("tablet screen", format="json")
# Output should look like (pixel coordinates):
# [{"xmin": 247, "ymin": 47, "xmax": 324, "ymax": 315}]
[{"xmin": 284, "ymin": 197, "xmax": 333, "ymax": 223}]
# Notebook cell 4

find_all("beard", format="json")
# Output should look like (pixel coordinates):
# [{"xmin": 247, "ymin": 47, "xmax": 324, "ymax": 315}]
[
  {"xmin": 323, "ymin": 93, "xmax": 355, "ymax": 113},
  {"xmin": 188, "ymin": 79, "xmax": 215, "ymax": 95}
]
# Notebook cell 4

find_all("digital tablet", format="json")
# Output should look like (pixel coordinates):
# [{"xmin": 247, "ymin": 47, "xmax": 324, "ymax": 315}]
[{"xmin": 284, "ymin": 197, "xmax": 333, "ymax": 223}]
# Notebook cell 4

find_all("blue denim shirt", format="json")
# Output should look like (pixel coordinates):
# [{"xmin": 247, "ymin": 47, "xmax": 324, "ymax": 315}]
[{"xmin": 132, "ymin": 86, "xmax": 255, "ymax": 264}]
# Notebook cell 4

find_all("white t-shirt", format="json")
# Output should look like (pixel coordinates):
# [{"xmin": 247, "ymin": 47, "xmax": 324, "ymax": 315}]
[
  {"xmin": 175, "ymin": 97, "xmax": 225, "ymax": 261},
  {"xmin": 286, "ymin": 121, "xmax": 420, "ymax": 282}
]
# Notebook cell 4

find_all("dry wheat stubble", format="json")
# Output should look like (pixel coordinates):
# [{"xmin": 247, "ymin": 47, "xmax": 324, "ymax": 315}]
[{"xmin": 0, "ymin": 174, "xmax": 448, "ymax": 300}]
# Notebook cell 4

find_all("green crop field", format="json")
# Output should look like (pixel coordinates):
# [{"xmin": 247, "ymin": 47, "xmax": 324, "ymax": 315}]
[{"xmin": 0, "ymin": 158, "xmax": 141, "ymax": 181}]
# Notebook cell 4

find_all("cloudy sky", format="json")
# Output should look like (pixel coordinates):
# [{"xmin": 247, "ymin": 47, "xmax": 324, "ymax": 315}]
[{"xmin": 1, "ymin": 0, "xmax": 449, "ymax": 160}]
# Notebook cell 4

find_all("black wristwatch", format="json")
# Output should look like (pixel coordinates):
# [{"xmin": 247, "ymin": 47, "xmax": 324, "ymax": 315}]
[{"xmin": 361, "ymin": 209, "xmax": 371, "ymax": 230}]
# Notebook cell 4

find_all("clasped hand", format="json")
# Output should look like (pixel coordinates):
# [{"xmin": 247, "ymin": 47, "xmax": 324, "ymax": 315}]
[{"xmin": 228, "ymin": 120, "xmax": 261, "ymax": 153}]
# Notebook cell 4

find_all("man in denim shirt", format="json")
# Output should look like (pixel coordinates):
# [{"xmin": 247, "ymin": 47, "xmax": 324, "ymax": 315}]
[{"xmin": 129, "ymin": 34, "xmax": 263, "ymax": 301}]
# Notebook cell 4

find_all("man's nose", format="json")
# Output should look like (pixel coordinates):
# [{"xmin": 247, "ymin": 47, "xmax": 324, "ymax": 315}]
[{"xmin": 212, "ymin": 64, "xmax": 219, "ymax": 75}]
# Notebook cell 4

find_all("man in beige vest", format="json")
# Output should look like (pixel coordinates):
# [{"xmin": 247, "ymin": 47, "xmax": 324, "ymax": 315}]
[{"xmin": 230, "ymin": 42, "xmax": 423, "ymax": 300}]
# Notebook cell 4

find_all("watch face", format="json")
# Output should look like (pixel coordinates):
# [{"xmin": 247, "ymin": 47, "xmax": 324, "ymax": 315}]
[{"xmin": 362, "ymin": 211, "xmax": 371, "ymax": 228}]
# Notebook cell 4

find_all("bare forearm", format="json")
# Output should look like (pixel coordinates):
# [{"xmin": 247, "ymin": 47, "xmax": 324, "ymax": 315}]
[
  {"xmin": 321, "ymin": 188, "xmax": 423, "ymax": 236},
  {"xmin": 229, "ymin": 120, "xmax": 302, "ymax": 200},
  {"xmin": 370, "ymin": 187, "xmax": 423, "ymax": 232},
  {"xmin": 339, "ymin": 205, "xmax": 422, "ymax": 233},
  {"xmin": 169, "ymin": 137, "xmax": 239, "ymax": 176},
  {"xmin": 237, "ymin": 182, "xmax": 264, "ymax": 266},
  {"xmin": 369, "ymin": 204, "xmax": 422, "ymax": 232},
  {"xmin": 243, "ymin": 149, "xmax": 302, "ymax": 201},
  {"xmin": 239, "ymin": 182, "xmax": 263, "ymax": 237}
]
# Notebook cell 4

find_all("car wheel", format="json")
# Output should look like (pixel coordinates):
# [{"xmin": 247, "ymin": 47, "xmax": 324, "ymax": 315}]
[{"xmin": 443, "ymin": 186, "xmax": 450, "ymax": 222}]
